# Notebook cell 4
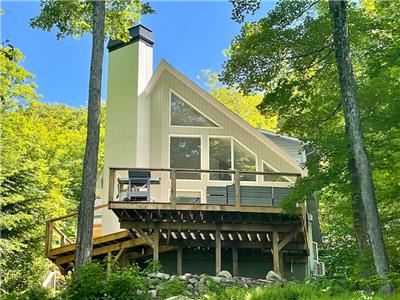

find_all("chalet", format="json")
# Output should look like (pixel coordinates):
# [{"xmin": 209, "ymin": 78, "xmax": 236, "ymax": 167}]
[{"xmin": 45, "ymin": 25, "xmax": 323, "ymax": 280}]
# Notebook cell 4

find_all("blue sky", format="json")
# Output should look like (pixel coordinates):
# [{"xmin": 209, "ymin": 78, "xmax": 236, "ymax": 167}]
[{"xmin": 1, "ymin": 1, "xmax": 274, "ymax": 107}]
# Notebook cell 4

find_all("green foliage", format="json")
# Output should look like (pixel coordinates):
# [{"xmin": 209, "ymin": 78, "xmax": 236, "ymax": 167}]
[
  {"xmin": 0, "ymin": 45, "xmax": 105, "ymax": 293},
  {"xmin": 157, "ymin": 278, "xmax": 189, "ymax": 299},
  {"xmin": 59, "ymin": 262, "xmax": 150, "ymax": 300},
  {"xmin": 30, "ymin": 0, "xmax": 154, "ymax": 41}
]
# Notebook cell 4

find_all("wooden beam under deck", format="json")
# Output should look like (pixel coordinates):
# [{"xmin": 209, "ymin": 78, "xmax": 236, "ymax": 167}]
[
  {"xmin": 120, "ymin": 220, "xmax": 301, "ymax": 234},
  {"xmin": 109, "ymin": 201, "xmax": 290, "ymax": 214}
]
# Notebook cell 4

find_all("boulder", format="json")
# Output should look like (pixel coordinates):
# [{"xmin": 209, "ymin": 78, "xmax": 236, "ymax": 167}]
[
  {"xmin": 217, "ymin": 270, "xmax": 233, "ymax": 279},
  {"xmin": 152, "ymin": 272, "xmax": 170, "ymax": 280},
  {"xmin": 149, "ymin": 289, "xmax": 157, "ymax": 299},
  {"xmin": 209, "ymin": 276, "xmax": 223, "ymax": 283},
  {"xmin": 188, "ymin": 277, "xmax": 198, "ymax": 284},
  {"xmin": 164, "ymin": 296, "xmax": 193, "ymax": 300},
  {"xmin": 266, "ymin": 271, "xmax": 283, "ymax": 282}
]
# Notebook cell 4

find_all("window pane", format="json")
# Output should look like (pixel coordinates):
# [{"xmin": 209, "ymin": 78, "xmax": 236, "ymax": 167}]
[
  {"xmin": 209, "ymin": 138, "xmax": 232, "ymax": 181},
  {"xmin": 171, "ymin": 93, "xmax": 218, "ymax": 127},
  {"xmin": 170, "ymin": 137, "xmax": 201, "ymax": 179},
  {"xmin": 263, "ymin": 162, "xmax": 295, "ymax": 182},
  {"xmin": 233, "ymin": 141, "xmax": 256, "ymax": 181}
]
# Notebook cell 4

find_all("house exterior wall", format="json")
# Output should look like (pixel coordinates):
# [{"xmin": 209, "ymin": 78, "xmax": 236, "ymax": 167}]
[{"xmin": 146, "ymin": 70, "xmax": 302, "ymax": 204}]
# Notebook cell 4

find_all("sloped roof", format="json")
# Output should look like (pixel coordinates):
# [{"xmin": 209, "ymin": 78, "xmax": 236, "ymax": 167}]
[{"xmin": 145, "ymin": 59, "xmax": 305, "ymax": 175}]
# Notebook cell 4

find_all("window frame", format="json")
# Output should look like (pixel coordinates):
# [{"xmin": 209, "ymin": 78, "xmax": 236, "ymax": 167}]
[
  {"xmin": 208, "ymin": 136, "xmax": 258, "ymax": 182},
  {"xmin": 169, "ymin": 89, "xmax": 222, "ymax": 129},
  {"xmin": 262, "ymin": 160, "xmax": 295, "ymax": 184},
  {"xmin": 168, "ymin": 134, "xmax": 203, "ymax": 181}
]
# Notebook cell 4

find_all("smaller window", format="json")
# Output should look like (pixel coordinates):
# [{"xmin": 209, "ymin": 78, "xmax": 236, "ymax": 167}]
[
  {"xmin": 234, "ymin": 141, "xmax": 256, "ymax": 181},
  {"xmin": 170, "ymin": 93, "xmax": 218, "ymax": 127}
]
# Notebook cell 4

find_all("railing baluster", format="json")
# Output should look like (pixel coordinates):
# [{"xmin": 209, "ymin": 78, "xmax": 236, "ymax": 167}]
[{"xmin": 170, "ymin": 169, "xmax": 177, "ymax": 209}]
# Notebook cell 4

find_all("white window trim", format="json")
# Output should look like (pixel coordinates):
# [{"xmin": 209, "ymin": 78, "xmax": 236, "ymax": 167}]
[
  {"xmin": 169, "ymin": 89, "xmax": 223, "ymax": 129},
  {"xmin": 207, "ymin": 136, "xmax": 258, "ymax": 183},
  {"xmin": 168, "ymin": 134, "xmax": 203, "ymax": 182},
  {"xmin": 262, "ymin": 160, "xmax": 295, "ymax": 184}
]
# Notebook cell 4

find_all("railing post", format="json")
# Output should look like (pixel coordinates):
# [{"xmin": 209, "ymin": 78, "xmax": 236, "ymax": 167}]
[
  {"xmin": 234, "ymin": 170, "xmax": 241, "ymax": 208},
  {"xmin": 45, "ymin": 220, "xmax": 53, "ymax": 257},
  {"xmin": 170, "ymin": 169, "xmax": 177, "ymax": 209},
  {"xmin": 109, "ymin": 168, "xmax": 115, "ymax": 203}
]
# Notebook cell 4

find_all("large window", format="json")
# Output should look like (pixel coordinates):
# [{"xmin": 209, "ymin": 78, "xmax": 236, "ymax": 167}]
[
  {"xmin": 170, "ymin": 136, "xmax": 201, "ymax": 179},
  {"xmin": 209, "ymin": 137, "xmax": 256, "ymax": 181},
  {"xmin": 209, "ymin": 138, "xmax": 232, "ymax": 180},
  {"xmin": 170, "ymin": 92, "xmax": 218, "ymax": 127}
]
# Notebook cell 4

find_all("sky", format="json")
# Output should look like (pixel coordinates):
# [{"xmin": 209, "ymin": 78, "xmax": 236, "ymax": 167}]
[{"xmin": 1, "ymin": 1, "xmax": 274, "ymax": 107}]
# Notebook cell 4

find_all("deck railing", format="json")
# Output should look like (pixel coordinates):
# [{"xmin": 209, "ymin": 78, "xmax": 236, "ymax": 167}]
[
  {"xmin": 45, "ymin": 204, "xmax": 108, "ymax": 257},
  {"xmin": 108, "ymin": 167, "xmax": 301, "ymax": 208}
]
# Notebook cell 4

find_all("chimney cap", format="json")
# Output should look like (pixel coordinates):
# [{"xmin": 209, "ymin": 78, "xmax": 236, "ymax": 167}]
[{"xmin": 107, "ymin": 24, "xmax": 154, "ymax": 52}]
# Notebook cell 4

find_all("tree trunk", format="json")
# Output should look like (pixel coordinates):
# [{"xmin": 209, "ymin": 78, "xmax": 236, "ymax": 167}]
[
  {"xmin": 75, "ymin": 0, "xmax": 105, "ymax": 267},
  {"xmin": 348, "ymin": 155, "xmax": 372, "ymax": 278},
  {"xmin": 329, "ymin": 0, "xmax": 393, "ymax": 294}
]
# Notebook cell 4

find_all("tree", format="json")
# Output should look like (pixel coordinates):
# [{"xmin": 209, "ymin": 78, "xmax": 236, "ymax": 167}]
[
  {"xmin": 328, "ymin": 1, "xmax": 392, "ymax": 293},
  {"xmin": 0, "ymin": 43, "xmax": 105, "ymax": 292},
  {"xmin": 31, "ymin": 0, "xmax": 153, "ymax": 267},
  {"xmin": 224, "ymin": 0, "xmax": 398, "ymax": 289}
]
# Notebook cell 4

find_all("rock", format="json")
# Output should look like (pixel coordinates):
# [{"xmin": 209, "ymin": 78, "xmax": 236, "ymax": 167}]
[
  {"xmin": 164, "ymin": 296, "xmax": 193, "ymax": 300},
  {"xmin": 169, "ymin": 275, "xmax": 178, "ymax": 281},
  {"xmin": 217, "ymin": 270, "xmax": 232, "ymax": 279},
  {"xmin": 149, "ymin": 289, "xmax": 157, "ymax": 299},
  {"xmin": 266, "ymin": 270, "xmax": 282, "ymax": 282},
  {"xmin": 209, "ymin": 276, "xmax": 223, "ymax": 283},
  {"xmin": 179, "ymin": 274, "xmax": 190, "ymax": 281},
  {"xmin": 188, "ymin": 277, "xmax": 198, "ymax": 284},
  {"xmin": 151, "ymin": 272, "xmax": 170, "ymax": 280}
]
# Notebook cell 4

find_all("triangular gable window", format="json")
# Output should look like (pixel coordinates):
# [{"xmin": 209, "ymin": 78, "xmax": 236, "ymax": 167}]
[{"xmin": 171, "ymin": 92, "xmax": 218, "ymax": 127}]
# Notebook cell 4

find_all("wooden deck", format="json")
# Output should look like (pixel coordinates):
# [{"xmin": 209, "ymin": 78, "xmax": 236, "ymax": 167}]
[
  {"xmin": 46, "ymin": 168, "xmax": 309, "ymax": 277},
  {"xmin": 109, "ymin": 200, "xmax": 309, "ymax": 276}
]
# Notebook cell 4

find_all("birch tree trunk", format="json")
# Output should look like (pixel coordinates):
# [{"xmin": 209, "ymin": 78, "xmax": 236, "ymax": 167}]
[
  {"xmin": 75, "ymin": 0, "xmax": 105, "ymax": 267},
  {"xmin": 329, "ymin": 0, "xmax": 393, "ymax": 294}
]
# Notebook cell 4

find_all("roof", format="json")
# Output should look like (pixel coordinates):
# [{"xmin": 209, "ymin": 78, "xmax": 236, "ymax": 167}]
[{"xmin": 145, "ymin": 59, "xmax": 306, "ymax": 176}]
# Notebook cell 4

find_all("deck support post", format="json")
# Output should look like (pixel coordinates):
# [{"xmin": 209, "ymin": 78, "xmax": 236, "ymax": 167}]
[
  {"xmin": 153, "ymin": 224, "xmax": 160, "ymax": 261},
  {"xmin": 170, "ymin": 169, "xmax": 177, "ymax": 209},
  {"xmin": 215, "ymin": 226, "xmax": 221, "ymax": 275},
  {"xmin": 234, "ymin": 170, "xmax": 241, "ymax": 207},
  {"xmin": 232, "ymin": 247, "xmax": 238, "ymax": 277},
  {"xmin": 107, "ymin": 252, "xmax": 112, "ymax": 275},
  {"xmin": 272, "ymin": 231, "xmax": 280, "ymax": 275},
  {"xmin": 279, "ymin": 251, "xmax": 284, "ymax": 278},
  {"xmin": 177, "ymin": 247, "xmax": 183, "ymax": 275}
]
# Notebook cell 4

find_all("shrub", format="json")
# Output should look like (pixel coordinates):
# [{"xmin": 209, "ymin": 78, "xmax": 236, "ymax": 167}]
[
  {"xmin": 103, "ymin": 266, "xmax": 150, "ymax": 300},
  {"xmin": 246, "ymin": 283, "xmax": 320, "ymax": 300},
  {"xmin": 59, "ymin": 262, "xmax": 107, "ymax": 300},
  {"xmin": 2, "ymin": 286, "xmax": 53, "ymax": 300},
  {"xmin": 157, "ymin": 278, "xmax": 189, "ymax": 299}
]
